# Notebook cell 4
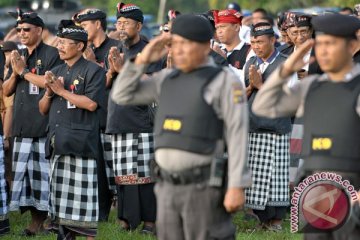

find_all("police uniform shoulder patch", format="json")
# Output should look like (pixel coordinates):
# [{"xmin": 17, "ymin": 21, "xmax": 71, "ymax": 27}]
[{"xmin": 232, "ymin": 82, "xmax": 244, "ymax": 104}]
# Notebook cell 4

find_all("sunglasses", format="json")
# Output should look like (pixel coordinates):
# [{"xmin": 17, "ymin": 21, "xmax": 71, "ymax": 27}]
[
  {"xmin": 16, "ymin": 27, "xmax": 33, "ymax": 33},
  {"xmin": 159, "ymin": 25, "xmax": 170, "ymax": 32}
]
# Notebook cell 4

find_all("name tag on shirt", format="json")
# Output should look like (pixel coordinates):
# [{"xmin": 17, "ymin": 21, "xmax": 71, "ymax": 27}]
[
  {"xmin": 67, "ymin": 101, "xmax": 76, "ymax": 109},
  {"xmin": 29, "ymin": 83, "xmax": 39, "ymax": 95}
]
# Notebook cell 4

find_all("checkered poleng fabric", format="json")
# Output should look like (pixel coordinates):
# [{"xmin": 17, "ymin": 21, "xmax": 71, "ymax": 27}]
[
  {"xmin": 112, "ymin": 133, "xmax": 154, "ymax": 179},
  {"xmin": 0, "ymin": 136, "xmax": 7, "ymax": 219},
  {"xmin": 100, "ymin": 133, "xmax": 116, "ymax": 193},
  {"xmin": 9, "ymin": 137, "xmax": 49, "ymax": 211},
  {"xmin": 49, "ymin": 155, "xmax": 98, "ymax": 228},
  {"xmin": 245, "ymin": 133, "xmax": 290, "ymax": 210}
]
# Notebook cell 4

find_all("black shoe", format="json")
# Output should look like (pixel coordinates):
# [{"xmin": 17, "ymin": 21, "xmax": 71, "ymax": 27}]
[
  {"xmin": 141, "ymin": 225, "xmax": 156, "ymax": 235},
  {"xmin": 0, "ymin": 219, "xmax": 10, "ymax": 236},
  {"xmin": 21, "ymin": 229, "xmax": 36, "ymax": 237}
]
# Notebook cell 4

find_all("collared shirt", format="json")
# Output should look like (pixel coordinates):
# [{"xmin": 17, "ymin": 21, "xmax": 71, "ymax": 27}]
[
  {"xmin": 106, "ymin": 38, "xmax": 162, "ymax": 134},
  {"xmin": 110, "ymin": 58, "xmax": 252, "ymax": 188},
  {"xmin": 224, "ymin": 42, "xmax": 255, "ymax": 86},
  {"xmin": 89, "ymin": 36, "xmax": 120, "ymax": 130},
  {"xmin": 48, "ymin": 57, "xmax": 105, "ymax": 158},
  {"xmin": 9, "ymin": 41, "xmax": 62, "ymax": 137},
  {"xmin": 91, "ymin": 36, "xmax": 119, "ymax": 68},
  {"xmin": 256, "ymin": 49, "xmax": 280, "ymax": 73}
]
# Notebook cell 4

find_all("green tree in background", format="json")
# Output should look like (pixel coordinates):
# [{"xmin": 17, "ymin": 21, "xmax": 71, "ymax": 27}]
[{"xmin": 2, "ymin": 0, "xmax": 359, "ymax": 18}]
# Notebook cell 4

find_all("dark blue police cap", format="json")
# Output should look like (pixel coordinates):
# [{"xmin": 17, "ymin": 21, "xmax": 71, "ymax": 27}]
[
  {"xmin": 171, "ymin": 14, "xmax": 213, "ymax": 43},
  {"xmin": 312, "ymin": 14, "xmax": 360, "ymax": 39}
]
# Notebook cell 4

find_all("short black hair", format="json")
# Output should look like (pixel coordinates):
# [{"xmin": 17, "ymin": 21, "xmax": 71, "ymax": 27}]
[
  {"xmin": 253, "ymin": 8, "xmax": 268, "ymax": 17},
  {"xmin": 340, "ymin": 7, "xmax": 353, "ymax": 14}
]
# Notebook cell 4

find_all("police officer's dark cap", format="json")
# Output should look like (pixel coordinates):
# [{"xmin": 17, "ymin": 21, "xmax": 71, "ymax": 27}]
[
  {"xmin": 312, "ymin": 14, "xmax": 360, "ymax": 39},
  {"xmin": 75, "ymin": 8, "xmax": 106, "ymax": 22},
  {"xmin": 171, "ymin": 14, "xmax": 213, "ymax": 43},
  {"xmin": 57, "ymin": 20, "xmax": 88, "ymax": 42},
  {"xmin": 251, "ymin": 22, "xmax": 274, "ymax": 37},
  {"xmin": 9, "ymin": 9, "xmax": 44, "ymax": 28}
]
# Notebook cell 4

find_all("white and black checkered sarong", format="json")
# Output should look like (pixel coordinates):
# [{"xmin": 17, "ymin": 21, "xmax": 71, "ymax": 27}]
[
  {"xmin": 100, "ymin": 133, "xmax": 116, "ymax": 193},
  {"xmin": 9, "ymin": 137, "xmax": 49, "ymax": 212},
  {"xmin": 0, "ymin": 136, "xmax": 7, "ymax": 220},
  {"xmin": 245, "ymin": 133, "xmax": 290, "ymax": 210},
  {"xmin": 112, "ymin": 133, "xmax": 154, "ymax": 185},
  {"xmin": 49, "ymin": 155, "xmax": 98, "ymax": 228}
]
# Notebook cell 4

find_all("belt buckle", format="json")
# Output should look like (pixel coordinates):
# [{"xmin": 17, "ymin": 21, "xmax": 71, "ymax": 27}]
[{"xmin": 170, "ymin": 173, "xmax": 182, "ymax": 184}]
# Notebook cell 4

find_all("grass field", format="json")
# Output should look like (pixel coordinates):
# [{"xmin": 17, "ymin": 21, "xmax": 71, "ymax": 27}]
[{"xmin": 2, "ymin": 210, "xmax": 303, "ymax": 240}]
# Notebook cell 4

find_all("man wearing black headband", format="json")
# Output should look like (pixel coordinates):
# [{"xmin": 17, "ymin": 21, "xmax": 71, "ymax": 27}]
[
  {"xmin": 75, "ymin": 7, "xmax": 118, "ymax": 222},
  {"xmin": 105, "ymin": 2, "xmax": 161, "ymax": 234},
  {"xmin": 111, "ymin": 14, "xmax": 251, "ymax": 239},
  {"xmin": 39, "ymin": 19, "xmax": 105, "ymax": 240},
  {"xmin": 253, "ymin": 13, "xmax": 360, "ymax": 238},
  {"xmin": 243, "ymin": 22, "xmax": 291, "ymax": 231},
  {"xmin": 3, "ymin": 9, "xmax": 62, "ymax": 236}
]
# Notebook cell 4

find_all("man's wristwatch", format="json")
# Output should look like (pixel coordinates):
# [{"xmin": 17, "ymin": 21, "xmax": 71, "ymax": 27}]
[{"xmin": 20, "ymin": 68, "xmax": 30, "ymax": 79}]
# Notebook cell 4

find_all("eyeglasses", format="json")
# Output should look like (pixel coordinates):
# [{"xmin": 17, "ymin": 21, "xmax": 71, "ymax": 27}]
[
  {"xmin": 288, "ymin": 29, "xmax": 310, "ymax": 37},
  {"xmin": 16, "ymin": 27, "xmax": 34, "ymax": 33},
  {"xmin": 114, "ymin": 21, "xmax": 136, "ymax": 28},
  {"xmin": 57, "ymin": 40, "xmax": 78, "ymax": 47}
]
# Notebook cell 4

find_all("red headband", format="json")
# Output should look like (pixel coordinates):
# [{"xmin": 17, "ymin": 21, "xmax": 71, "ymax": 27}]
[{"xmin": 214, "ymin": 9, "xmax": 242, "ymax": 25}]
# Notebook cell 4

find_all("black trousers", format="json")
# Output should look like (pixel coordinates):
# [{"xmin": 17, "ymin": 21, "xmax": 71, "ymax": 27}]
[
  {"xmin": 253, "ymin": 206, "xmax": 287, "ymax": 223},
  {"xmin": 117, "ymin": 183, "xmax": 156, "ymax": 229}
]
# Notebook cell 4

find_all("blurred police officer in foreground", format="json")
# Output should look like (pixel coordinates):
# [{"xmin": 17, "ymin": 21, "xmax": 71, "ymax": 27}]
[
  {"xmin": 111, "ymin": 14, "xmax": 251, "ymax": 240},
  {"xmin": 252, "ymin": 14, "xmax": 360, "ymax": 239}
]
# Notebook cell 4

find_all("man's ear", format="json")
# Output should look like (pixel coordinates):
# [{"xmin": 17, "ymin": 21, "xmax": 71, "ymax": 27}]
[{"xmin": 136, "ymin": 22, "xmax": 143, "ymax": 32}]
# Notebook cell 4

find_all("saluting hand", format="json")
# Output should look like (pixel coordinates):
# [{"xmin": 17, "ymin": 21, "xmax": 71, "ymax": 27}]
[
  {"xmin": 281, "ymin": 39, "xmax": 314, "ymax": 78},
  {"xmin": 223, "ymin": 187, "xmax": 245, "ymax": 213},
  {"xmin": 135, "ymin": 34, "xmax": 171, "ymax": 65},
  {"xmin": 166, "ymin": 49, "xmax": 172, "ymax": 68},
  {"xmin": 10, "ymin": 50, "xmax": 26, "ymax": 75},
  {"xmin": 249, "ymin": 65, "xmax": 263, "ymax": 89},
  {"xmin": 108, "ymin": 46, "xmax": 124, "ymax": 73}
]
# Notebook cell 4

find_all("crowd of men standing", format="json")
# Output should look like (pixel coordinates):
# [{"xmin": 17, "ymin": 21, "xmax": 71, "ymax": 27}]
[{"xmin": 0, "ymin": 1, "xmax": 359, "ymax": 240}]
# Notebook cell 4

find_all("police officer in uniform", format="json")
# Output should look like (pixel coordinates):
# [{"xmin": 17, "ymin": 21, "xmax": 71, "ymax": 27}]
[
  {"xmin": 111, "ymin": 14, "xmax": 251, "ymax": 240},
  {"xmin": 253, "ymin": 14, "xmax": 360, "ymax": 239},
  {"xmin": 3, "ymin": 9, "xmax": 62, "ymax": 236}
]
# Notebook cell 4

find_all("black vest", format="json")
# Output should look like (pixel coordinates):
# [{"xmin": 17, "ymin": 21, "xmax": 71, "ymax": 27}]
[
  {"xmin": 301, "ymin": 76, "xmax": 360, "ymax": 172},
  {"xmin": 154, "ymin": 67, "xmax": 223, "ymax": 154},
  {"xmin": 227, "ymin": 44, "xmax": 251, "ymax": 70},
  {"xmin": 244, "ymin": 54, "xmax": 292, "ymax": 134}
]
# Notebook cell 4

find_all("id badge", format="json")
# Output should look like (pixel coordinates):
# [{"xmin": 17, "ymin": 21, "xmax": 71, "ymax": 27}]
[
  {"xmin": 67, "ymin": 100, "xmax": 76, "ymax": 109},
  {"xmin": 29, "ymin": 83, "xmax": 39, "ymax": 95}
]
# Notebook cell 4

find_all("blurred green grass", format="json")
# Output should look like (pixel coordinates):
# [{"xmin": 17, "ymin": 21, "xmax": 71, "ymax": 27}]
[{"xmin": 2, "ymin": 210, "xmax": 302, "ymax": 239}]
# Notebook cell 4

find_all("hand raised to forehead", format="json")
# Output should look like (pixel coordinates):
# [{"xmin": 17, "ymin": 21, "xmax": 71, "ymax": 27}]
[
  {"xmin": 281, "ymin": 39, "xmax": 314, "ymax": 78},
  {"xmin": 135, "ymin": 34, "xmax": 171, "ymax": 65}
]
